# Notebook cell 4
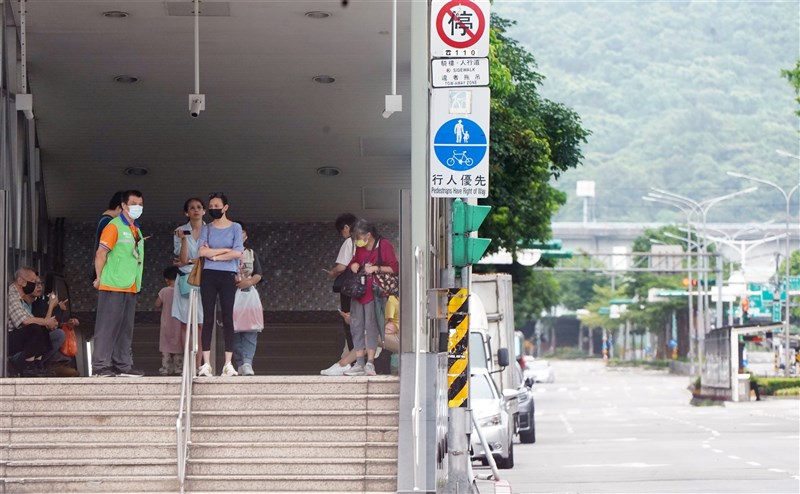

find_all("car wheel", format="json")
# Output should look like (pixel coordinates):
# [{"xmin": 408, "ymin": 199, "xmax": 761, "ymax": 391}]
[
  {"xmin": 496, "ymin": 438, "xmax": 514, "ymax": 469},
  {"xmin": 519, "ymin": 414, "xmax": 536, "ymax": 444}
]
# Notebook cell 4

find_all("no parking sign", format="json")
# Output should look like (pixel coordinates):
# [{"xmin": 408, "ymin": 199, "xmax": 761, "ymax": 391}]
[{"xmin": 431, "ymin": 0, "xmax": 490, "ymax": 58}]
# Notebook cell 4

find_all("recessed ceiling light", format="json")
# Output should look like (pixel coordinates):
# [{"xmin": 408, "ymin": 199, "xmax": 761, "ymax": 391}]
[
  {"xmin": 312, "ymin": 75, "xmax": 336, "ymax": 84},
  {"xmin": 114, "ymin": 75, "xmax": 139, "ymax": 84},
  {"xmin": 124, "ymin": 167, "xmax": 150, "ymax": 177},
  {"xmin": 305, "ymin": 11, "xmax": 331, "ymax": 19},
  {"xmin": 317, "ymin": 167, "xmax": 341, "ymax": 177},
  {"xmin": 102, "ymin": 11, "xmax": 129, "ymax": 18}
]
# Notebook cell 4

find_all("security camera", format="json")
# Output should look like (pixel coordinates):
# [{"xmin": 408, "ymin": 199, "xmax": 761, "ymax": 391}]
[{"xmin": 189, "ymin": 94, "xmax": 205, "ymax": 118}]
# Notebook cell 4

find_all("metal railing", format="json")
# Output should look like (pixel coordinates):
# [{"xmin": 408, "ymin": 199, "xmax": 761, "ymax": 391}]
[
  {"xmin": 176, "ymin": 289, "xmax": 200, "ymax": 493},
  {"xmin": 412, "ymin": 246, "xmax": 423, "ymax": 490}
]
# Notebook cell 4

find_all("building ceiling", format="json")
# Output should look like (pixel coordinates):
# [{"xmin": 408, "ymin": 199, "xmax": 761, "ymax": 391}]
[{"xmin": 17, "ymin": 0, "xmax": 412, "ymax": 222}]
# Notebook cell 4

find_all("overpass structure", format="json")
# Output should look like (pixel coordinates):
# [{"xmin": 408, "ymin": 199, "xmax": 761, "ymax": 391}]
[{"xmin": 552, "ymin": 221, "xmax": 799, "ymax": 283}]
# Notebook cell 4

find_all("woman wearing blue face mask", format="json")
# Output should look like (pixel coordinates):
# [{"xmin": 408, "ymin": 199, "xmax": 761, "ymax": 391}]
[{"xmin": 197, "ymin": 193, "xmax": 244, "ymax": 377}]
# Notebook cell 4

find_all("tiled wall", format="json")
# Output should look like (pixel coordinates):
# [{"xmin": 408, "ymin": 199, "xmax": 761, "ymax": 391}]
[{"xmin": 63, "ymin": 220, "xmax": 400, "ymax": 314}]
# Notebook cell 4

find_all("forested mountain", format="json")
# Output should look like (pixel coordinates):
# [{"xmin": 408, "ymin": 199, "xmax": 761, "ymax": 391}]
[{"xmin": 494, "ymin": 0, "xmax": 799, "ymax": 224}]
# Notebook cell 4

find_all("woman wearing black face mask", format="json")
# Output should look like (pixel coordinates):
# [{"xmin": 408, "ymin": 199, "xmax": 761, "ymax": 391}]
[{"xmin": 196, "ymin": 193, "xmax": 244, "ymax": 377}]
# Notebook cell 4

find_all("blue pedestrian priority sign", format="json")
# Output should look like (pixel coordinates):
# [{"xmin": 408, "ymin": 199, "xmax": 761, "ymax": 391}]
[
  {"xmin": 433, "ymin": 118, "xmax": 487, "ymax": 171},
  {"xmin": 429, "ymin": 87, "xmax": 490, "ymax": 198}
]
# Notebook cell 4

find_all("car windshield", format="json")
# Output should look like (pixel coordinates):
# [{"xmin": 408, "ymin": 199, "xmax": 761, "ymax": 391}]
[{"xmin": 471, "ymin": 373, "xmax": 496, "ymax": 400}]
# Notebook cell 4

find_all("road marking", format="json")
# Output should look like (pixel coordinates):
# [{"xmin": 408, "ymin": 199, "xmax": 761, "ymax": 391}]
[
  {"xmin": 585, "ymin": 437, "xmax": 638, "ymax": 443},
  {"xmin": 579, "ymin": 386, "xmax": 589, "ymax": 391},
  {"xmin": 747, "ymin": 461, "xmax": 761, "ymax": 466},
  {"xmin": 559, "ymin": 414, "xmax": 574, "ymax": 434},
  {"xmin": 711, "ymin": 430, "xmax": 720, "ymax": 436},
  {"xmin": 566, "ymin": 409, "xmax": 581, "ymax": 415},
  {"xmin": 768, "ymin": 468, "xmax": 786, "ymax": 473},
  {"xmin": 702, "ymin": 444, "xmax": 710, "ymax": 448},
  {"xmin": 712, "ymin": 449, "xmax": 723, "ymax": 453},
  {"xmin": 728, "ymin": 455, "xmax": 740, "ymax": 460},
  {"xmin": 558, "ymin": 387, "xmax": 568, "ymax": 392}
]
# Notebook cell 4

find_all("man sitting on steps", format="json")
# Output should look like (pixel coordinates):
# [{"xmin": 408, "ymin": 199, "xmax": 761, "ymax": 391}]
[{"xmin": 6, "ymin": 267, "xmax": 63, "ymax": 377}]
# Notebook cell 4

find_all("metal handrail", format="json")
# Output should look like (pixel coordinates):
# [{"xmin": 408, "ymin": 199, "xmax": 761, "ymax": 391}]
[
  {"xmin": 176, "ymin": 289, "xmax": 199, "ymax": 494},
  {"xmin": 412, "ymin": 246, "xmax": 422, "ymax": 490}
]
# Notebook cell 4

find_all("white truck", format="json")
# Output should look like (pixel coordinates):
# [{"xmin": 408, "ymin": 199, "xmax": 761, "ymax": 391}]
[{"xmin": 470, "ymin": 273, "xmax": 518, "ymax": 390}]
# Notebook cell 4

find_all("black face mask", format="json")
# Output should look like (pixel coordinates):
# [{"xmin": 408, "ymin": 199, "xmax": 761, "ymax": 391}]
[
  {"xmin": 208, "ymin": 208, "xmax": 224, "ymax": 220},
  {"xmin": 22, "ymin": 281, "xmax": 36, "ymax": 295}
]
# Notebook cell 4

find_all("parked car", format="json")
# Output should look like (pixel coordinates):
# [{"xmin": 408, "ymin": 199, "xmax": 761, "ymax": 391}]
[
  {"xmin": 512, "ymin": 362, "xmax": 535, "ymax": 444},
  {"xmin": 469, "ymin": 368, "xmax": 515, "ymax": 469},
  {"xmin": 523, "ymin": 358, "xmax": 555, "ymax": 383}
]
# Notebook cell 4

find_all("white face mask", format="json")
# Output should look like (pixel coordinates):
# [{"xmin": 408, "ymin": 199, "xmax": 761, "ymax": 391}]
[{"xmin": 128, "ymin": 205, "xmax": 143, "ymax": 220}]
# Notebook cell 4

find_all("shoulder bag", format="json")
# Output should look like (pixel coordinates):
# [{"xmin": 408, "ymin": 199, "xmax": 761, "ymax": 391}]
[
  {"xmin": 187, "ymin": 258, "xmax": 204, "ymax": 287},
  {"xmin": 373, "ymin": 239, "xmax": 399, "ymax": 298}
]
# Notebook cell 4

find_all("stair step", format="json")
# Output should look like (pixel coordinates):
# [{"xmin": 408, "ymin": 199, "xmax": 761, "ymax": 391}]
[
  {"xmin": 3, "ymin": 395, "xmax": 180, "ymax": 412},
  {"xmin": 188, "ymin": 441, "xmax": 397, "ymax": 459},
  {"xmin": 192, "ymin": 394, "xmax": 399, "ymax": 412},
  {"xmin": 190, "ymin": 425, "xmax": 398, "ymax": 443},
  {"xmin": 185, "ymin": 475, "xmax": 395, "ymax": 492},
  {"xmin": 5, "ymin": 458, "xmax": 177, "ymax": 477},
  {"xmin": 6, "ymin": 426, "xmax": 176, "ymax": 444},
  {"xmin": 192, "ymin": 375, "xmax": 399, "ymax": 395},
  {"xmin": 1, "ymin": 476, "xmax": 179, "ymax": 493},
  {"xmin": 193, "ymin": 410, "xmax": 398, "ymax": 427},
  {"xmin": 2, "ymin": 411, "xmax": 177, "ymax": 428},
  {"xmin": 6, "ymin": 442, "xmax": 176, "ymax": 461},
  {"xmin": 187, "ymin": 458, "xmax": 396, "ymax": 476}
]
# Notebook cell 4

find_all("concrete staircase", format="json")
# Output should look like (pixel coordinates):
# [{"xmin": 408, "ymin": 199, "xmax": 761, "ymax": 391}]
[{"xmin": 0, "ymin": 376, "xmax": 399, "ymax": 493}]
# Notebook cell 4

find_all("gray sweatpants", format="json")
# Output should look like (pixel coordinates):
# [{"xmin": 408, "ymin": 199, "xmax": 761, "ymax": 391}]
[
  {"xmin": 349, "ymin": 298, "xmax": 379, "ymax": 351},
  {"xmin": 93, "ymin": 290, "xmax": 137, "ymax": 372}
]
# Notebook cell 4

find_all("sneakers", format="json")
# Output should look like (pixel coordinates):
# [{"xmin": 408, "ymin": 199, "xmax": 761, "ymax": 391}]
[
  {"xmin": 238, "ymin": 363, "xmax": 255, "ymax": 376},
  {"xmin": 197, "ymin": 363, "xmax": 213, "ymax": 377},
  {"xmin": 94, "ymin": 367, "xmax": 116, "ymax": 377},
  {"xmin": 320, "ymin": 362, "xmax": 351, "ymax": 376},
  {"xmin": 116, "ymin": 367, "xmax": 144, "ymax": 377},
  {"xmin": 344, "ymin": 363, "xmax": 366, "ymax": 376},
  {"xmin": 364, "ymin": 362, "xmax": 377, "ymax": 376},
  {"xmin": 222, "ymin": 362, "xmax": 239, "ymax": 377}
]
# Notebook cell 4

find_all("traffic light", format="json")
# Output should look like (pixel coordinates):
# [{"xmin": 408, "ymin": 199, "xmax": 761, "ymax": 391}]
[
  {"xmin": 451, "ymin": 199, "xmax": 492, "ymax": 268},
  {"xmin": 682, "ymin": 278, "xmax": 698, "ymax": 287},
  {"xmin": 742, "ymin": 298, "xmax": 749, "ymax": 313}
]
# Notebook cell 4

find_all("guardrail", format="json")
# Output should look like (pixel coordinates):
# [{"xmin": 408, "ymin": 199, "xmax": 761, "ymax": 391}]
[{"xmin": 176, "ymin": 289, "xmax": 200, "ymax": 493}]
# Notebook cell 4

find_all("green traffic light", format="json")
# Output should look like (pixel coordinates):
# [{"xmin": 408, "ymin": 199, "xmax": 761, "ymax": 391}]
[{"xmin": 452, "ymin": 199, "xmax": 492, "ymax": 267}]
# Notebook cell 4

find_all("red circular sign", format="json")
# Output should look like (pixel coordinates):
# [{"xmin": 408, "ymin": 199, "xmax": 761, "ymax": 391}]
[{"xmin": 435, "ymin": 0, "xmax": 486, "ymax": 49}]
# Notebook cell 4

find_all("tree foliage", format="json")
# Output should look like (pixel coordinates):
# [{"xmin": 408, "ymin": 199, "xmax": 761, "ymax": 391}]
[
  {"xmin": 485, "ymin": 14, "xmax": 590, "ymax": 257},
  {"xmin": 495, "ymin": 1, "xmax": 798, "ymax": 223},
  {"xmin": 781, "ymin": 60, "xmax": 800, "ymax": 117}
]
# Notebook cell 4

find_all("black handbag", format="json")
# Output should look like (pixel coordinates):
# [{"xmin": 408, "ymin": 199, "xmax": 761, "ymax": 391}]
[
  {"xmin": 340, "ymin": 270, "xmax": 367, "ymax": 299},
  {"xmin": 332, "ymin": 272, "xmax": 346, "ymax": 293}
]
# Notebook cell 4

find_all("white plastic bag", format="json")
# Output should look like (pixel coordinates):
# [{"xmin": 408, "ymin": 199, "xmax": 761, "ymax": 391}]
[{"xmin": 233, "ymin": 288, "xmax": 264, "ymax": 332}]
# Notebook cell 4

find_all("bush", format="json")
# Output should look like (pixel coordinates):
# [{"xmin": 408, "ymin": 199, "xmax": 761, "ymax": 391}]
[
  {"xmin": 543, "ymin": 347, "xmax": 595, "ymax": 360},
  {"xmin": 752, "ymin": 377, "xmax": 800, "ymax": 395},
  {"xmin": 774, "ymin": 387, "xmax": 800, "ymax": 396}
]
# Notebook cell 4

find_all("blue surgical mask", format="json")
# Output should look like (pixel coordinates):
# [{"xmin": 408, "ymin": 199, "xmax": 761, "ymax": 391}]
[{"xmin": 128, "ymin": 205, "xmax": 143, "ymax": 220}]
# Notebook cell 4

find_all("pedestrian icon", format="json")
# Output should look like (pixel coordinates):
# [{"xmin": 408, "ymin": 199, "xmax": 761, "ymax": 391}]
[{"xmin": 433, "ymin": 118, "xmax": 487, "ymax": 171}]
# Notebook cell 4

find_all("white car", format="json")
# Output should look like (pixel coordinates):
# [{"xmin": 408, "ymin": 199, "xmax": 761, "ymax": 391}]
[
  {"xmin": 523, "ymin": 358, "xmax": 555, "ymax": 383},
  {"xmin": 470, "ymin": 368, "xmax": 515, "ymax": 469}
]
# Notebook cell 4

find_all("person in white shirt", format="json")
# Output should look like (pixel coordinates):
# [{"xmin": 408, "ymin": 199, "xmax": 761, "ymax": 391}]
[{"xmin": 320, "ymin": 213, "xmax": 357, "ymax": 375}]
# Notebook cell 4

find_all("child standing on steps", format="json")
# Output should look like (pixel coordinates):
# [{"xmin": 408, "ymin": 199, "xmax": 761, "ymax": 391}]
[{"xmin": 155, "ymin": 266, "xmax": 183, "ymax": 375}]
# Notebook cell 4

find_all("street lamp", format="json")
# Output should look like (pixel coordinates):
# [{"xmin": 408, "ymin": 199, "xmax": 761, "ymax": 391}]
[
  {"xmin": 727, "ymin": 171, "xmax": 799, "ymax": 376},
  {"xmin": 650, "ymin": 186, "xmax": 758, "ymax": 331},
  {"xmin": 643, "ymin": 195, "xmax": 699, "ymax": 373}
]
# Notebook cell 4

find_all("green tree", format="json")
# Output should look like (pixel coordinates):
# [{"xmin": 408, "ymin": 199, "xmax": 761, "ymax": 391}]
[
  {"xmin": 485, "ymin": 15, "xmax": 590, "ymax": 257},
  {"xmin": 781, "ymin": 60, "xmax": 800, "ymax": 117}
]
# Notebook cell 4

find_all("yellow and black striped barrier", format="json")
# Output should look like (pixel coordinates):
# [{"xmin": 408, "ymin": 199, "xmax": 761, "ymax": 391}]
[{"xmin": 447, "ymin": 288, "xmax": 469, "ymax": 408}]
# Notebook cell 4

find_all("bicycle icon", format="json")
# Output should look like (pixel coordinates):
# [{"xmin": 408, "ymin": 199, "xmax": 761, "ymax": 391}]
[{"xmin": 446, "ymin": 150, "xmax": 474, "ymax": 168}]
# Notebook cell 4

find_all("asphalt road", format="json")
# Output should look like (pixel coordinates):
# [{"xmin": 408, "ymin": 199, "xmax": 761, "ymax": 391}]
[{"xmin": 475, "ymin": 360, "xmax": 799, "ymax": 494}]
